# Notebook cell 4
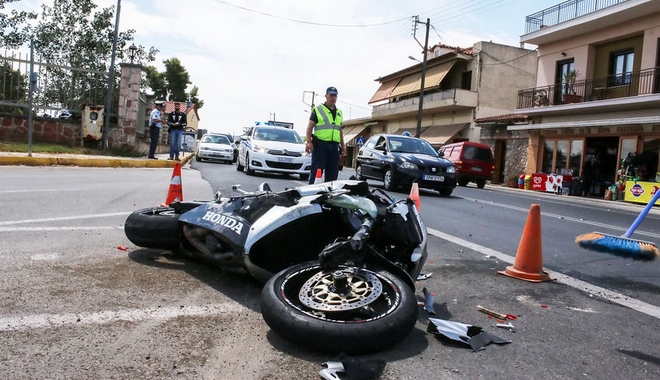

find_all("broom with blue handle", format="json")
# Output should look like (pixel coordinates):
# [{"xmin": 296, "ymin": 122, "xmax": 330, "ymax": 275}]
[{"xmin": 575, "ymin": 188, "xmax": 660, "ymax": 261}]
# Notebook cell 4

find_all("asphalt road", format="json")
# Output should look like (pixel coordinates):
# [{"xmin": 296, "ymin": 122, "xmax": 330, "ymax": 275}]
[{"xmin": 0, "ymin": 164, "xmax": 659, "ymax": 379}]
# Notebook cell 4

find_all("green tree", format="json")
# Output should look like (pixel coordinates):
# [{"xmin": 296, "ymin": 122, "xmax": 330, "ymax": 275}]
[
  {"xmin": 0, "ymin": 61, "xmax": 27, "ymax": 114},
  {"xmin": 1, "ymin": 0, "xmax": 158, "ymax": 112},
  {"xmin": 0, "ymin": 0, "xmax": 37, "ymax": 48},
  {"xmin": 146, "ymin": 57, "xmax": 203, "ymax": 108}
]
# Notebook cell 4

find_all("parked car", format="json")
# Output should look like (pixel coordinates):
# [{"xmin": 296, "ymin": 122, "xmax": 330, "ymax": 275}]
[
  {"xmin": 195, "ymin": 133, "xmax": 235, "ymax": 164},
  {"xmin": 439, "ymin": 141, "xmax": 494, "ymax": 188},
  {"xmin": 58, "ymin": 109, "xmax": 72, "ymax": 119},
  {"xmin": 355, "ymin": 134, "xmax": 456, "ymax": 196},
  {"xmin": 237, "ymin": 124, "xmax": 311, "ymax": 180},
  {"xmin": 215, "ymin": 132, "xmax": 238, "ymax": 163}
]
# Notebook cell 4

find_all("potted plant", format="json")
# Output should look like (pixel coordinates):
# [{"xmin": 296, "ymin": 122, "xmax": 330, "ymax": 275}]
[
  {"xmin": 506, "ymin": 174, "xmax": 519, "ymax": 188},
  {"xmin": 562, "ymin": 70, "xmax": 582, "ymax": 103}
]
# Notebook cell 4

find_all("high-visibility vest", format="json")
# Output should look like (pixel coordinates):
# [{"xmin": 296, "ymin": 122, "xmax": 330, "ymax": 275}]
[{"xmin": 313, "ymin": 104, "xmax": 343, "ymax": 143}]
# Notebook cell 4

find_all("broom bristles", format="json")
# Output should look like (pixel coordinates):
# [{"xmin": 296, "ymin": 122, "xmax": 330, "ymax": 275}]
[{"xmin": 575, "ymin": 232, "xmax": 659, "ymax": 261}]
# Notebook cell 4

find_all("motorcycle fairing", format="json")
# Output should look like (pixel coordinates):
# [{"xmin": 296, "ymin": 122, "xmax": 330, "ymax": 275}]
[{"xmin": 179, "ymin": 202, "xmax": 251, "ymax": 248}]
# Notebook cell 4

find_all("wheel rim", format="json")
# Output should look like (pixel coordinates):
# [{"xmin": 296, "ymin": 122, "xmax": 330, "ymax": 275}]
[
  {"xmin": 298, "ymin": 267, "xmax": 383, "ymax": 311},
  {"xmin": 384, "ymin": 170, "xmax": 393, "ymax": 188},
  {"xmin": 281, "ymin": 265, "xmax": 401, "ymax": 322},
  {"xmin": 356, "ymin": 166, "xmax": 362, "ymax": 179}
]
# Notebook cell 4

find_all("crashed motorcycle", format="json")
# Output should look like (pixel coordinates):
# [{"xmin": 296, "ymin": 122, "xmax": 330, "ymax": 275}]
[{"xmin": 124, "ymin": 180, "xmax": 428, "ymax": 354}]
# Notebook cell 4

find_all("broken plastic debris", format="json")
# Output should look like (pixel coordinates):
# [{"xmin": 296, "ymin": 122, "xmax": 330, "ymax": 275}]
[
  {"xmin": 422, "ymin": 287, "xmax": 436, "ymax": 315},
  {"xmin": 427, "ymin": 318, "xmax": 511, "ymax": 351},
  {"xmin": 117, "ymin": 245, "xmax": 127, "ymax": 251},
  {"xmin": 416, "ymin": 272, "xmax": 433, "ymax": 280}
]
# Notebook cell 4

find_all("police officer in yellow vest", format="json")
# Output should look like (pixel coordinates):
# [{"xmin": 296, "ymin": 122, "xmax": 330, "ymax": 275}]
[{"xmin": 305, "ymin": 86, "xmax": 345, "ymax": 184}]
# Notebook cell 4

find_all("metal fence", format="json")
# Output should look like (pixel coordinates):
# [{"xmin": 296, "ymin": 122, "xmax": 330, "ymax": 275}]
[
  {"xmin": 525, "ymin": 0, "xmax": 629, "ymax": 34},
  {"xmin": 0, "ymin": 50, "xmax": 108, "ymax": 117}
]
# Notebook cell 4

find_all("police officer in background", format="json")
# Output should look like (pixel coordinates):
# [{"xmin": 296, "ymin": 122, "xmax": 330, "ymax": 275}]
[
  {"xmin": 305, "ymin": 86, "xmax": 345, "ymax": 184},
  {"xmin": 147, "ymin": 102, "xmax": 165, "ymax": 159}
]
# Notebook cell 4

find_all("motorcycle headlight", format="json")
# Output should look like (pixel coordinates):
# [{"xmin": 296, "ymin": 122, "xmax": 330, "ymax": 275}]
[
  {"xmin": 399, "ymin": 161, "xmax": 418, "ymax": 170},
  {"xmin": 446, "ymin": 165, "xmax": 456, "ymax": 173}
]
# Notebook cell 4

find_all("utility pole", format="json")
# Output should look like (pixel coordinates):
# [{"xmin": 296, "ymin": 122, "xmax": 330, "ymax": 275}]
[
  {"xmin": 102, "ymin": 0, "xmax": 121, "ymax": 150},
  {"xmin": 412, "ymin": 16, "xmax": 430, "ymax": 138},
  {"xmin": 302, "ymin": 91, "xmax": 317, "ymax": 111}
]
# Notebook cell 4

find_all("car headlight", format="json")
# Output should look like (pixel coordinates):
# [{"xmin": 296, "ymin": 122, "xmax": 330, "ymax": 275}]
[
  {"xmin": 252, "ymin": 144, "xmax": 268, "ymax": 153},
  {"xmin": 398, "ymin": 161, "xmax": 418, "ymax": 170},
  {"xmin": 446, "ymin": 166, "xmax": 456, "ymax": 173}
]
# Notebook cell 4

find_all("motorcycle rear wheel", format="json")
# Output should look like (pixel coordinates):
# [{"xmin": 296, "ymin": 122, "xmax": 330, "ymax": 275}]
[
  {"xmin": 124, "ymin": 207, "xmax": 181, "ymax": 250},
  {"xmin": 260, "ymin": 262, "xmax": 417, "ymax": 354}
]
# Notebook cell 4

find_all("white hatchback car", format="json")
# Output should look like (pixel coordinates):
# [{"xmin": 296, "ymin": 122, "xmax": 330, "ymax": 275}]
[
  {"xmin": 195, "ymin": 133, "xmax": 235, "ymax": 164},
  {"xmin": 237, "ymin": 125, "xmax": 311, "ymax": 180}
]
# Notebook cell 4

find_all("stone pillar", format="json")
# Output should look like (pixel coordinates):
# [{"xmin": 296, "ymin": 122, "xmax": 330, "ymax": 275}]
[{"xmin": 113, "ymin": 62, "xmax": 144, "ymax": 148}]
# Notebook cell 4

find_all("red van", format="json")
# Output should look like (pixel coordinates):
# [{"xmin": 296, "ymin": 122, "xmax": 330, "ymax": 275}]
[{"xmin": 439, "ymin": 141, "xmax": 494, "ymax": 188}]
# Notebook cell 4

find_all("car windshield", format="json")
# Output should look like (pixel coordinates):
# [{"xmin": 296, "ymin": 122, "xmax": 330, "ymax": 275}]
[
  {"xmin": 202, "ymin": 135, "xmax": 230, "ymax": 144},
  {"xmin": 254, "ymin": 127, "xmax": 303, "ymax": 143},
  {"xmin": 389, "ymin": 137, "xmax": 438, "ymax": 156}
]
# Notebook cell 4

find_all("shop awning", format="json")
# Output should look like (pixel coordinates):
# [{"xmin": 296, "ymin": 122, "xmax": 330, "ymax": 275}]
[
  {"xmin": 388, "ymin": 73, "xmax": 421, "ymax": 98},
  {"xmin": 342, "ymin": 124, "xmax": 368, "ymax": 144},
  {"xmin": 508, "ymin": 116, "xmax": 660, "ymax": 130},
  {"xmin": 410, "ymin": 61, "xmax": 455, "ymax": 92},
  {"xmin": 421, "ymin": 123, "xmax": 468, "ymax": 145},
  {"xmin": 368, "ymin": 78, "xmax": 401, "ymax": 104}
]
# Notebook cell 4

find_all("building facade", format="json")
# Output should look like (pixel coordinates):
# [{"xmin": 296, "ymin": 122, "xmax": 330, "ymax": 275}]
[
  {"xmin": 343, "ymin": 41, "xmax": 537, "ymax": 182},
  {"xmin": 510, "ymin": 0, "xmax": 660, "ymax": 196}
]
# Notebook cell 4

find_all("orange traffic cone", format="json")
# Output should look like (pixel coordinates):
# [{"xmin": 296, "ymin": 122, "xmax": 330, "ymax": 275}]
[
  {"xmin": 313, "ymin": 168, "xmax": 324, "ymax": 184},
  {"xmin": 409, "ymin": 182, "xmax": 420, "ymax": 212},
  {"xmin": 163, "ymin": 162, "xmax": 183, "ymax": 205},
  {"xmin": 498, "ymin": 204, "xmax": 554, "ymax": 282}
]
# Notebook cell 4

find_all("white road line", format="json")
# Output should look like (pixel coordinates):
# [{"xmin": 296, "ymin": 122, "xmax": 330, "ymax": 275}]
[
  {"xmin": 0, "ymin": 212, "xmax": 131, "ymax": 226},
  {"xmin": 0, "ymin": 226, "xmax": 122, "ymax": 232},
  {"xmin": 0, "ymin": 304, "xmax": 243, "ymax": 332},
  {"xmin": 460, "ymin": 196, "xmax": 660, "ymax": 239},
  {"xmin": 0, "ymin": 188, "xmax": 84, "ymax": 194},
  {"xmin": 428, "ymin": 227, "xmax": 660, "ymax": 320}
]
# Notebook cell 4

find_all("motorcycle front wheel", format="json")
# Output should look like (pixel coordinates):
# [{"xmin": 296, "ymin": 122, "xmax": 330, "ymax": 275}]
[
  {"xmin": 260, "ymin": 262, "xmax": 418, "ymax": 354},
  {"xmin": 124, "ymin": 207, "xmax": 181, "ymax": 250}
]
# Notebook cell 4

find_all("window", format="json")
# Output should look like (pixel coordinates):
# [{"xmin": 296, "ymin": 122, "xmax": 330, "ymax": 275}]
[
  {"xmin": 612, "ymin": 50, "xmax": 634, "ymax": 85},
  {"xmin": 461, "ymin": 71, "xmax": 472, "ymax": 90},
  {"xmin": 557, "ymin": 60, "xmax": 574, "ymax": 96},
  {"xmin": 542, "ymin": 139, "xmax": 584, "ymax": 175}
]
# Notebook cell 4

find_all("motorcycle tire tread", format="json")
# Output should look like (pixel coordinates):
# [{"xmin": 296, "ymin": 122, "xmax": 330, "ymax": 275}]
[
  {"xmin": 124, "ymin": 207, "xmax": 181, "ymax": 250},
  {"xmin": 260, "ymin": 261, "xmax": 418, "ymax": 355}
]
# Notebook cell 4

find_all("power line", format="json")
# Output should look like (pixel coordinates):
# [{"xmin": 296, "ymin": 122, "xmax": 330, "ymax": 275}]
[{"xmin": 211, "ymin": 0, "xmax": 410, "ymax": 27}]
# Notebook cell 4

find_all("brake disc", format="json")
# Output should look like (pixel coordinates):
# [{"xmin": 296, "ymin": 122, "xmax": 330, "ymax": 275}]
[{"xmin": 298, "ymin": 267, "xmax": 383, "ymax": 312}]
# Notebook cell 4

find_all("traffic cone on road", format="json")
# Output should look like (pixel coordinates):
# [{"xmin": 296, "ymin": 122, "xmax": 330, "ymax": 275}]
[
  {"xmin": 409, "ymin": 182, "xmax": 421, "ymax": 212},
  {"xmin": 163, "ymin": 162, "xmax": 183, "ymax": 205},
  {"xmin": 498, "ymin": 204, "xmax": 554, "ymax": 282},
  {"xmin": 313, "ymin": 168, "xmax": 324, "ymax": 184}
]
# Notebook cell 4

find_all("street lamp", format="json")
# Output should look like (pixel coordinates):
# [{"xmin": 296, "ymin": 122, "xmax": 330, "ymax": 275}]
[
  {"xmin": 128, "ymin": 43, "xmax": 137, "ymax": 64},
  {"xmin": 408, "ymin": 55, "xmax": 421, "ymax": 62}
]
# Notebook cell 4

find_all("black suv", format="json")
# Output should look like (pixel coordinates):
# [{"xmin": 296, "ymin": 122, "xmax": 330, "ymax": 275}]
[{"xmin": 355, "ymin": 134, "xmax": 457, "ymax": 196}]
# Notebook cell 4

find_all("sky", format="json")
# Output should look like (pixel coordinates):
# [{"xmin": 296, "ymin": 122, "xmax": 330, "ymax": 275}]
[{"xmin": 9, "ymin": 0, "xmax": 562, "ymax": 136}]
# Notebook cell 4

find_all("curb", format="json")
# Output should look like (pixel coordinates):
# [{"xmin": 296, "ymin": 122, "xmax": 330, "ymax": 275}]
[{"xmin": 0, "ymin": 153, "xmax": 194, "ymax": 168}]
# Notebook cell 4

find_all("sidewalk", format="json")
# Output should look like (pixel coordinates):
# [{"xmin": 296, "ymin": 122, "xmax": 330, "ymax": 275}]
[{"xmin": 0, "ymin": 151, "xmax": 194, "ymax": 168}]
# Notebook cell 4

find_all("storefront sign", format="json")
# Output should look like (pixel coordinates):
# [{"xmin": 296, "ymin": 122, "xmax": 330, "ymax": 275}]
[{"xmin": 624, "ymin": 181, "xmax": 660, "ymax": 205}]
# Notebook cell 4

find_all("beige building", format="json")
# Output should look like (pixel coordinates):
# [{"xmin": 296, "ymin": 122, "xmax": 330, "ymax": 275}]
[
  {"xmin": 343, "ymin": 41, "xmax": 537, "ymax": 175},
  {"xmin": 504, "ymin": 0, "xmax": 660, "ymax": 195}
]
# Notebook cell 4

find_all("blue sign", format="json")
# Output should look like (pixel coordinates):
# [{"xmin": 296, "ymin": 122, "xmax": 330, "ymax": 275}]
[{"xmin": 356, "ymin": 136, "xmax": 365, "ymax": 146}]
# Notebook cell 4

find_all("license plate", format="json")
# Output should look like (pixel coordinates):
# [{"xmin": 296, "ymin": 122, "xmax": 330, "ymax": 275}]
[
  {"xmin": 423, "ymin": 175, "xmax": 444, "ymax": 182},
  {"xmin": 277, "ymin": 157, "xmax": 294, "ymax": 163},
  {"xmin": 472, "ymin": 166, "xmax": 482, "ymax": 172}
]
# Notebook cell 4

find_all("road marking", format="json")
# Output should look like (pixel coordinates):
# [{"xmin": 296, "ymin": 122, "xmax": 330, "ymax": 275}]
[
  {"xmin": 0, "ymin": 212, "xmax": 130, "ymax": 226},
  {"xmin": 0, "ymin": 304, "xmax": 243, "ymax": 332},
  {"xmin": 0, "ymin": 188, "xmax": 84, "ymax": 194},
  {"xmin": 0, "ymin": 226, "xmax": 122, "ymax": 232},
  {"xmin": 427, "ymin": 227, "xmax": 660, "ymax": 320},
  {"xmin": 459, "ymin": 196, "xmax": 660, "ymax": 239}
]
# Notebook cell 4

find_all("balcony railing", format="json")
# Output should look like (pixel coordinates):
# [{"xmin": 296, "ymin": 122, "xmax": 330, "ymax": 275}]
[
  {"xmin": 525, "ymin": 0, "xmax": 628, "ymax": 34},
  {"xmin": 517, "ymin": 67, "xmax": 660, "ymax": 109}
]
